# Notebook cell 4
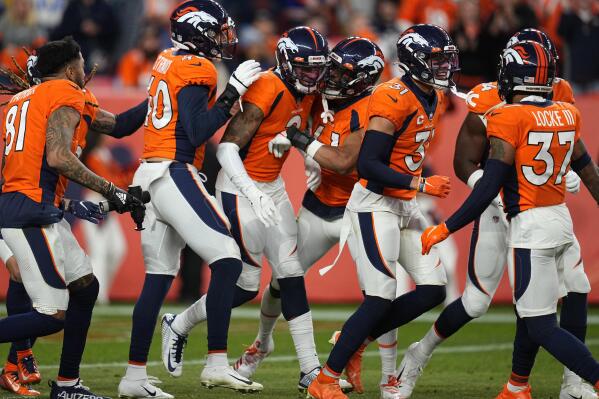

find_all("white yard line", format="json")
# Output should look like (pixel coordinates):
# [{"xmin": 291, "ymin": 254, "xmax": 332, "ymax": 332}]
[{"xmin": 39, "ymin": 339, "xmax": 599, "ymax": 371}]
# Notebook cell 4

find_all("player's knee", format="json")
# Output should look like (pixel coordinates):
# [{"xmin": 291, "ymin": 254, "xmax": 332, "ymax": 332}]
[
  {"xmin": 233, "ymin": 286, "xmax": 258, "ymax": 308},
  {"xmin": 524, "ymin": 314, "xmax": 558, "ymax": 345},
  {"xmin": 462, "ymin": 288, "xmax": 492, "ymax": 318},
  {"xmin": 269, "ymin": 280, "xmax": 281, "ymax": 297},
  {"xmin": 68, "ymin": 274, "xmax": 99, "ymax": 310},
  {"xmin": 278, "ymin": 276, "xmax": 309, "ymax": 320},
  {"xmin": 209, "ymin": 257, "xmax": 242, "ymax": 283},
  {"xmin": 49, "ymin": 309, "xmax": 66, "ymax": 321}
]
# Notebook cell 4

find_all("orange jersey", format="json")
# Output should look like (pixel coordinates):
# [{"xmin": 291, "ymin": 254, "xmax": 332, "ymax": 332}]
[
  {"xmin": 359, "ymin": 77, "xmax": 445, "ymax": 200},
  {"xmin": 142, "ymin": 48, "xmax": 217, "ymax": 169},
  {"xmin": 309, "ymin": 93, "xmax": 370, "ymax": 208},
  {"xmin": 486, "ymin": 100, "xmax": 581, "ymax": 216},
  {"xmin": 2, "ymin": 79, "xmax": 85, "ymax": 207},
  {"xmin": 240, "ymin": 70, "xmax": 315, "ymax": 182},
  {"xmin": 466, "ymin": 78, "xmax": 575, "ymax": 115}
]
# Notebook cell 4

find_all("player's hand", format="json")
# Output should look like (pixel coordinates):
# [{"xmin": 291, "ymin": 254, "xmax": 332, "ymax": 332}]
[
  {"xmin": 421, "ymin": 223, "xmax": 450, "ymax": 255},
  {"xmin": 268, "ymin": 132, "xmax": 292, "ymax": 158},
  {"xmin": 104, "ymin": 182, "xmax": 145, "ymax": 214},
  {"xmin": 229, "ymin": 60, "xmax": 262, "ymax": 96},
  {"xmin": 66, "ymin": 199, "xmax": 105, "ymax": 224},
  {"xmin": 565, "ymin": 170, "xmax": 581, "ymax": 194},
  {"xmin": 418, "ymin": 175, "xmax": 451, "ymax": 198},
  {"xmin": 246, "ymin": 187, "xmax": 281, "ymax": 228},
  {"xmin": 304, "ymin": 155, "xmax": 321, "ymax": 191}
]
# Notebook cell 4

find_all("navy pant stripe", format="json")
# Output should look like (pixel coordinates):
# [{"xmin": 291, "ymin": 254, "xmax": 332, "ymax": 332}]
[
  {"xmin": 467, "ymin": 217, "xmax": 489, "ymax": 295},
  {"xmin": 220, "ymin": 192, "xmax": 261, "ymax": 268},
  {"xmin": 23, "ymin": 227, "xmax": 66, "ymax": 289},
  {"xmin": 357, "ymin": 212, "xmax": 394, "ymax": 279},
  {"xmin": 513, "ymin": 248, "xmax": 532, "ymax": 301},
  {"xmin": 169, "ymin": 165, "xmax": 231, "ymax": 237}
]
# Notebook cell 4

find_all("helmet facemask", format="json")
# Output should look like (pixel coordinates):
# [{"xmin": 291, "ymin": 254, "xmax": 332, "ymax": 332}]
[
  {"xmin": 278, "ymin": 50, "xmax": 328, "ymax": 94},
  {"xmin": 410, "ymin": 47, "xmax": 459, "ymax": 90}
]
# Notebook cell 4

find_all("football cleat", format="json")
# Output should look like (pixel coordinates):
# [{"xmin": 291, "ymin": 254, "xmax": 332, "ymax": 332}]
[
  {"xmin": 380, "ymin": 375, "xmax": 402, "ymax": 399},
  {"xmin": 233, "ymin": 338, "xmax": 273, "ymax": 378},
  {"xmin": 200, "ymin": 365, "xmax": 263, "ymax": 393},
  {"xmin": 560, "ymin": 381, "xmax": 598, "ymax": 399},
  {"xmin": 118, "ymin": 377, "xmax": 174, "ymax": 399},
  {"xmin": 495, "ymin": 384, "xmax": 532, "ymax": 399},
  {"xmin": 161, "ymin": 313, "xmax": 187, "ymax": 378},
  {"xmin": 50, "ymin": 380, "xmax": 111, "ymax": 399},
  {"xmin": 17, "ymin": 350, "xmax": 41, "ymax": 385},
  {"xmin": 329, "ymin": 330, "xmax": 364, "ymax": 394},
  {"xmin": 396, "ymin": 342, "xmax": 431, "ymax": 398},
  {"xmin": 300, "ymin": 367, "xmax": 354, "ymax": 394},
  {"xmin": 307, "ymin": 378, "xmax": 348, "ymax": 399},
  {"xmin": 0, "ymin": 363, "xmax": 40, "ymax": 396}
]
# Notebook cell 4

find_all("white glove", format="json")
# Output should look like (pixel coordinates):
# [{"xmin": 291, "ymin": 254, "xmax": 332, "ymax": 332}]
[
  {"xmin": 268, "ymin": 132, "xmax": 292, "ymax": 158},
  {"xmin": 565, "ymin": 169, "xmax": 581, "ymax": 194},
  {"xmin": 245, "ymin": 186, "xmax": 281, "ymax": 228},
  {"xmin": 229, "ymin": 59, "xmax": 262, "ymax": 96},
  {"xmin": 304, "ymin": 155, "xmax": 321, "ymax": 192}
]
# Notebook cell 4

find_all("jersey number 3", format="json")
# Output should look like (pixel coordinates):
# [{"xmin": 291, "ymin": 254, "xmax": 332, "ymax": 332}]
[{"xmin": 523, "ymin": 130, "xmax": 575, "ymax": 186}]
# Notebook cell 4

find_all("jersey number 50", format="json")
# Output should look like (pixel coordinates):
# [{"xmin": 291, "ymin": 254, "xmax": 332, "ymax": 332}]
[
  {"xmin": 523, "ymin": 130, "xmax": 575, "ymax": 186},
  {"xmin": 145, "ymin": 77, "xmax": 172, "ymax": 130}
]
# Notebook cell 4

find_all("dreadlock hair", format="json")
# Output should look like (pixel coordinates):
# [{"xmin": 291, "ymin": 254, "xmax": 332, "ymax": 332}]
[{"xmin": 35, "ymin": 36, "xmax": 81, "ymax": 79}]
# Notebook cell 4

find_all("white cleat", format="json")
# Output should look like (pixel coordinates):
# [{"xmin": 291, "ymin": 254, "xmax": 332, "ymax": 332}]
[
  {"xmin": 560, "ymin": 381, "xmax": 598, "ymax": 399},
  {"xmin": 118, "ymin": 378, "xmax": 174, "ymax": 399},
  {"xmin": 396, "ymin": 342, "xmax": 431, "ymax": 398},
  {"xmin": 380, "ymin": 374, "xmax": 402, "ymax": 399},
  {"xmin": 161, "ymin": 314, "xmax": 188, "ymax": 378},
  {"xmin": 200, "ymin": 365, "xmax": 263, "ymax": 393},
  {"xmin": 233, "ymin": 338, "xmax": 274, "ymax": 379}
]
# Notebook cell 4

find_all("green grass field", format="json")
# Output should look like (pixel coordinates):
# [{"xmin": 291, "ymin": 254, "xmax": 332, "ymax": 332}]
[{"xmin": 1, "ymin": 304, "xmax": 598, "ymax": 399}]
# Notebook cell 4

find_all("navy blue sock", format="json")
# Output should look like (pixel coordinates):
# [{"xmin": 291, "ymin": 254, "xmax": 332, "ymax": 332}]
[
  {"xmin": 233, "ymin": 286, "xmax": 258, "ymax": 308},
  {"xmin": 370, "ymin": 285, "xmax": 446, "ymax": 339},
  {"xmin": 129, "ymin": 274, "xmax": 174, "ymax": 363},
  {"xmin": 525, "ymin": 313, "xmax": 599, "ymax": 384},
  {"xmin": 432, "ymin": 298, "xmax": 474, "ymax": 339},
  {"xmin": 205, "ymin": 258, "xmax": 242, "ymax": 352},
  {"xmin": 326, "ymin": 296, "xmax": 392, "ymax": 373},
  {"xmin": 6, "ymin": 280, "xmax": 33, "ymax": 364},
  {"xmin": 511, "ymin": 309, "xmax": 539, "ymax": 378},
  {"xmin": 0, "ymin": 311, "xmax": 63, "ymax": 342},
  {"xmin": 58, "ymin": 277, "xmax": 99, "ymax": 379},
  {"xmin": 278, "ymin": 277, "xmax": 310, "ymax": 320},
  {"xmin": 561, "ymin": 292, "xmax": 588, "ymax": 343}
]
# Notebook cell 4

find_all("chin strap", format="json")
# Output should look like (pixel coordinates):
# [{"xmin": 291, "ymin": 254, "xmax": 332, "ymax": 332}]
[{"xmin": 320, "ymin": 97, "xmax": 334, "ymax": 124}]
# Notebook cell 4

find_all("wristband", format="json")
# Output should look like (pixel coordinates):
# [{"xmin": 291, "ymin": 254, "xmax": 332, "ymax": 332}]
[
  {"xmin": 306, "ymin": 140, "xmax": 324, "ymax": 158},
  {"xmin": 467, "ymin": 169, "xmax": 484, "ymax": 189}
]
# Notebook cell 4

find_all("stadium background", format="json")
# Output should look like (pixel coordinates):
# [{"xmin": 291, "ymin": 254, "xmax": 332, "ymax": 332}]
[{"xmin": 1, "ymin": 0, "xmax": 598, "ymax": 304}]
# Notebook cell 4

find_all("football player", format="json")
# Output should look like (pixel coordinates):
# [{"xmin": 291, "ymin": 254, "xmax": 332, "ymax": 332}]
[
  {"xmin": 307, "ymin": 24, "xmax": 457, "ymax": 399},
  {"xmin": 0, "ymin": 37, "xmax": 143, "ymax": 399},
  {"xmin": 117, "ymin": 1, "xmax": 264, "ymax": 397},
  {"xmin": 421, "ymin": 39, "xmax": 599, "ymax": 399},
  {"xmin": 270, "ymin": 36, "xmax": 402, "ymax": 397},
  {"xmin": 160, "ymin": 26, "xmax": 327, "ymax": 392},
  {"xmin": 396, "ymin": 29, "xmax": 596, "ymax": 399},
  {"xmin": 0, "ymin": 51, "xmax": 148, "ymax": 397}
]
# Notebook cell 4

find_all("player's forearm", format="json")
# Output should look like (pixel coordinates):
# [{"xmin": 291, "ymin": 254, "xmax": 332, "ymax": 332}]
[
  {"xmin": 454, "ymin": 157, "xmax": 481, "ymax": 186},
  {"xmin": 216, "ymin": 142, "xmax": 259, "ymax": 196},
  {"xmin": 51, "ymin": 150, "xmax": 111, "ymax": 196},
  {"xmin": 313, "ymin": 146, "xmax": 356, "ymax": 175},
  {"xmin": 92, "ymin": 100, "xmax": 148, "ymax": 138},
  {"xmin": 357, "ymin": 130, "xmax": 418, "ymax": 190}
]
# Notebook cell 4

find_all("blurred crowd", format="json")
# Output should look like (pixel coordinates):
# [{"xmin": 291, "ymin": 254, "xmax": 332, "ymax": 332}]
[{"xmin": 1, "ymin": 0, "xmax": 599, "ymax": 92}]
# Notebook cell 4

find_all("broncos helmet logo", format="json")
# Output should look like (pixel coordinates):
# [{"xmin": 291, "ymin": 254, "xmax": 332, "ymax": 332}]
[
  {"xmin": 503, "ymin": 46, "xmax": 533, "ymax": 66},
  {"xmin": 177, "ymin": 11, "xmax": 219, "ymax": 29},
  {"xmin": 397, "ymin": 32, "xmax": 430, "ymax": 53},
  {"xmin": 357, "ymin": 55, "xmax": 385, "ymax": 75},
  {"xmin": 277, "ymin": 37, "xmax": 299, "ymax": 54}
]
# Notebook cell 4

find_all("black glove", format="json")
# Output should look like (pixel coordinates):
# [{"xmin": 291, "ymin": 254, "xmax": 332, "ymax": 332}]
[
  {"xmin": 286, "ymin": 125, "xmax": 314, "ymax": 152},
  {"xmin": 104, "ymin": 182, "xmax": 144, "ymax": 214}
]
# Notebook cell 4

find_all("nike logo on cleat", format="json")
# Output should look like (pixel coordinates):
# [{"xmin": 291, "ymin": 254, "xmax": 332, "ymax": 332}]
[
  {"xmin": 142, "ymin": 387, "xmax": 157, "ymax": 397},
  {"xmin": 228, "ymin": 374, "xmax": 252, "ymax": 385}
]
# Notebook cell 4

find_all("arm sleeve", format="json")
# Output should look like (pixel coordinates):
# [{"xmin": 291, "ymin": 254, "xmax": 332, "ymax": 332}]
[
  {"xmin": 110, "ymin": 100, "xmax": 148, "ymax": 138},
  {"xmin": 357, "ymin": 130, "xmax": 415, "ymax": 189},
  {"xmin": 177, "ymin": 85, "xmax": 232, "ymax": 147},
  {"xmin": 445, "ymin": 159, "xmax": 511, "ymax": 232}
]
